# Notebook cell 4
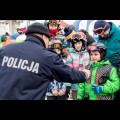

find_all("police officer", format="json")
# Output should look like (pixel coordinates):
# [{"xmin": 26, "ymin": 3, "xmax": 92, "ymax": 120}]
[{"xmin": 0, "ymin": 22, "xmax": 90, "ymax": 100}]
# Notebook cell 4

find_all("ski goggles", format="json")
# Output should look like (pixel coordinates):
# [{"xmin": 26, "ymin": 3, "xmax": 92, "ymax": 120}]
[
  {"xmin": 93, "ymin": 23, "xmax": 107, "ymax": 35},
  {"xmin": 49, "ymin": 20, "xmax": 60, "ymax": 25},
  {"xmin": 87, "ymin": 45, "xmax": 99, "ymax": 52},
  {"xmin": 52, "ymin": 43, "xmax": 62, "ymax": 49},
  {"xmin": 72, "ymin": 34, "xmax": 83, "ymax": 40}
]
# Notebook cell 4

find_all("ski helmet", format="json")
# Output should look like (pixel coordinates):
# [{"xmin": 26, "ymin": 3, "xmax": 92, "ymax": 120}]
[
  {"xmin": 71, "ymin": 32, "xmax": 87, "ymax": 51},
  {"xmin": 50, "ymin": 39, "xmax": 63, "ymax": 50},
  {"xmin": 44, "ymin": 20, "xmax": 61, "ymax": 27},
  {"xmin": 87, "ymin": 42, "xmax": 106, "ymax": 60}
]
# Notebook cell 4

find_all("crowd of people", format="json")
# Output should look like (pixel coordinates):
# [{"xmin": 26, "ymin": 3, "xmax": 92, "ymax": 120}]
[{"xmin": 0, "ymin": 20, "xmax": 119, "ymax": 100}]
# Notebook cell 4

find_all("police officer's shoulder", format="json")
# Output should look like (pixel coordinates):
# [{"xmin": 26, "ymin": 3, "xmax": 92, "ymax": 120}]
[
  {"xmin": 47, "ymin": 48, "xmax": 58, "ymax": 54},
  {"xmin": 46, "ymin": 48, "xmax": 61, "ymax": 60},
  {"xmin": 1, "ymin": 42, "xmax": 18, "ymax": 49}
]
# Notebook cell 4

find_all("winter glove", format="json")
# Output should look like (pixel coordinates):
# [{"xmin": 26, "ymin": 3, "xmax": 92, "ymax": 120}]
[{"xmin": 92, "ymin": 84, "xmax": 102, "ymax": 94}]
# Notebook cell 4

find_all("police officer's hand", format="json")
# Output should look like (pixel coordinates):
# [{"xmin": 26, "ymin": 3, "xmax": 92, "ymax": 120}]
[
  {"xmin": 58, "ymin": 90, "xmax": 65, "ymax": 96},
  {"xmin": 83, "ymin": 69, "xmax": 91, "ymax": 79},
  {"xmin": 62, "ymin": 48, "xmax": 69, "ymax": 55},
  {"xmin": 52, "ymin": 90, "xmax": 59, "ymax": 96}
]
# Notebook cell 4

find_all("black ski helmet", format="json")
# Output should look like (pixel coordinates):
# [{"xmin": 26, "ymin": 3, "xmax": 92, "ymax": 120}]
[{"xmin": 71, "ymin": 32, "xmax": 87, "ymax": 52}]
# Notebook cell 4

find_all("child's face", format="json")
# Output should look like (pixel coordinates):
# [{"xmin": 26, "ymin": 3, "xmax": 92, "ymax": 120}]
[
  {"xmin": 54, "ymin": 49, "xmax": 61, "ymax": 55},
  {"xmin": 74, "ymin": 41, "xmax": 82, "ymax": 51},
  {"xmin": 17, "ymin": 29, "xmax": 22, "ymax": 34},
  {"xmin": 90, "ymin": 51, "xmax": 101, "ymax": 62}
]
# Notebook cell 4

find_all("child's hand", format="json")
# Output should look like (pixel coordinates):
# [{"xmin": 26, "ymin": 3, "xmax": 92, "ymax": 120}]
[
  {"xmin": 58, "ymin": 90, "xmax": 65, "ymax": 96},
  {"xmin": 52, "ymin": 90, "xmax": 59, "ymax": 96}
]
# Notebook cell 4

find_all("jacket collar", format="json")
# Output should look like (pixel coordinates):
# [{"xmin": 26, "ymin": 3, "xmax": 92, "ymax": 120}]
[{"xmin": 25, "ymin": 34, "xmax": 46, "ymax": 48}]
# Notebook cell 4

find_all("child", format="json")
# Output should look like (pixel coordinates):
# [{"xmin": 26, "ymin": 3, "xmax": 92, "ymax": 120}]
[
  {"xmin": 44, "ymin": 20, "xmax": 61, "ymax": 40},
  {"xmin": 1, "ymin": 33, "xmax": 14, "ymax": 47},
  {"xmin": 65, "ymin": 32, "xmax": 90, "ymax": 100},
  {"xmin": 46, "ymin": 39, "xmax": 67, "ymax": 100},
  {"xmin": 77, "ymin": 42, "xmax": 120, "ymax": 100}
]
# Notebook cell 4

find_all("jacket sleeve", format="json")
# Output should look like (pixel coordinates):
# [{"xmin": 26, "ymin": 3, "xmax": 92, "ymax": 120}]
[
  {"xmin": 49, "ymin": 53, "xmax": 86, "ymax": 84},
  {"xmin": 101, "ymin": 67, "xmax": 120, "ymax": 94},
  {"xmin": 77, "ymin": 83, "xmax": 85, "ymax": 100},
  {"xmin": 83, "ymin": 52, "xmax": 90, "ymax": 69}
]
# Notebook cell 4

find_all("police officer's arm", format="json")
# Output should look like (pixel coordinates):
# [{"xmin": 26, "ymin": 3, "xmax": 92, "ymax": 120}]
[{"xmin": 48, "ymin": 53, "xmax": 88, "ymax": 83}]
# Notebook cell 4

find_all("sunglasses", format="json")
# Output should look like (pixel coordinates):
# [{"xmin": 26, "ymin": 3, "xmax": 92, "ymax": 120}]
[
  {"xmin": 87, "ymin": 45, "xmax": 99, "ymax": 52},
  {"xmin": 52, "ymin": 43, "xmax": 62, "ymax": 50},
  {"xmin": 93, "ymin": 23, "xmax": 108, "ymax": 35}
]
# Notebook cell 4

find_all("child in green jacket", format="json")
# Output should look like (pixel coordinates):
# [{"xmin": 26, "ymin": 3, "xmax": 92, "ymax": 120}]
[{"xmin": 77, "ymin": 42, "xmax": 120, "ymax": 100}]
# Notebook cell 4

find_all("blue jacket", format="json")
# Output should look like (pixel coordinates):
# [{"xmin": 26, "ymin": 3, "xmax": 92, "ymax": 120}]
[{"xmin": 0, "ymin": 35, "xmax": 86, "ymax": 100}]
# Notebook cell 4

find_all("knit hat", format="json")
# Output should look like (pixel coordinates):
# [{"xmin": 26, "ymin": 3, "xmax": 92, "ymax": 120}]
[
  {"xmin": 25, "ymin": 22, "xmax": 50, "ymax": 38},
  {"xmin": 64, "ymin": 25, "xmax": 76, "ymax": 36},
  {"xmin": 1, "ymin": 35, "xmax": 7, "ymax": 42},
  {"xmin": 94, "ymin": 20, "xmax": 110, "ymax": 32}
]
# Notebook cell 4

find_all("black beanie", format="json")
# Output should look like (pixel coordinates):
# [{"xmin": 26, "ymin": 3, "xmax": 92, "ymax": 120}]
[
  {"xmin": 79, "ymin": 29, "xmax": 95, "ymax": 46},
  {"xmin": 94, "ymin": 20, "xmax": 110, "ymax": 32},
  {"xmin": 25, "ymin": 22, "xmax": 50, "ymax": 38}
]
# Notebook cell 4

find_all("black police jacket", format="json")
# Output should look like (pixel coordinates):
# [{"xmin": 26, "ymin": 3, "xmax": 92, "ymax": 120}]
[{"xmin": 0, "ymin": 35, "xmax": 86, "ymax": 100}]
